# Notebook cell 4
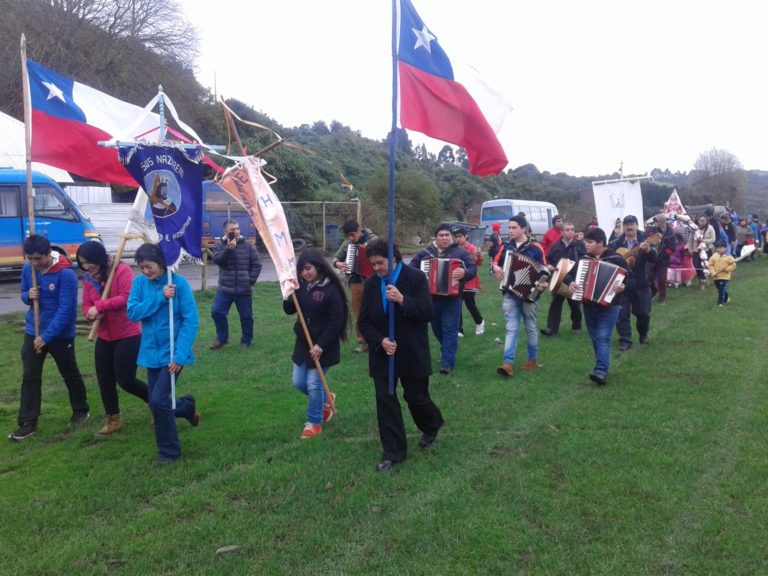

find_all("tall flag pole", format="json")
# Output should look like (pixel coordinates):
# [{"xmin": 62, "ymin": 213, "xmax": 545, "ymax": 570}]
[
  {"xmin": 19, "ymin": 35, "xmax": 40, "ymax": 339},
  {"xmin": 387, "ymin": 0, "xmax": 399, "ymax": 395}
]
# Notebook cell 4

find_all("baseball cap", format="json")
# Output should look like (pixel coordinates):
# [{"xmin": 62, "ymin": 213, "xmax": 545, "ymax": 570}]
[{"xmin": 622, "ymin": 215, "xmax": 638, "ymax": 224}]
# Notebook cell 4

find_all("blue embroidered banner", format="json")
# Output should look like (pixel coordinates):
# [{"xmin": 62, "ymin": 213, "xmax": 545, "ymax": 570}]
[{"xmin": 119, "ymin": 144, "xmax": 204, "ymax": 267}]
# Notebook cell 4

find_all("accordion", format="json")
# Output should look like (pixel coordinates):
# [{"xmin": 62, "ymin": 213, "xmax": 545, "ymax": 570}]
[
  {"xmin": 499, "ymin": 252, "xmax": 551, "ymax": 302},
  {"xmin": 420, "ymin": 258, "xmax": 462, "ymax": 296},
  {"xmin": 571, "ymin": 259, "xmax": 626, "ymax": 306},
  {"xmin": 345, "ymin": 243, "xmax": 374, "ymax": 278}
]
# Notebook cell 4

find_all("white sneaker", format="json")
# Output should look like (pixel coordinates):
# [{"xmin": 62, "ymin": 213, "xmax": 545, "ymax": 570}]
[
  {"xmin": 475, "ymin": 320, "xmax": 485, "ymax": 335},
  {"xmin": 458, "ymin": 331, "xmax": 464, "ymax": 338}
]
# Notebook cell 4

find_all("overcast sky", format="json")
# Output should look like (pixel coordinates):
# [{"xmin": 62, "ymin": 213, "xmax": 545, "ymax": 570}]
[{"xmin": 184, "ymin": 1, "xmax": 767, "ymax": 177}]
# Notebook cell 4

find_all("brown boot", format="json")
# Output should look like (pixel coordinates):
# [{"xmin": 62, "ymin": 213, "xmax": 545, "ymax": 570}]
[
  {"xmin": 95, "ymin": 414, "xmax": 123, "ymax": 436},
  {"xmin": 496, "ymin": 363, "xmax": 514, "ymax": 377},
  {"xmin": 522, "ymin": 359, "xmax": 543, "ymax": 371}
]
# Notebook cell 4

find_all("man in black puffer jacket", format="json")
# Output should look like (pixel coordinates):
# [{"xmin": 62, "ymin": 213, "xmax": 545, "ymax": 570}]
[{"xmin": 211, "ymin": 220, "xmax": 262, "ymax": 350}]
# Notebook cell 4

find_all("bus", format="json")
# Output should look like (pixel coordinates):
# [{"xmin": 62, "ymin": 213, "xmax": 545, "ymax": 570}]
[
  {"xmin": 0, "ymin": 169, "xmax": 100, "ymax": 271},
  {"xmin": 479, "ymin": 199, "xmax": 559, "ymax": 239}
]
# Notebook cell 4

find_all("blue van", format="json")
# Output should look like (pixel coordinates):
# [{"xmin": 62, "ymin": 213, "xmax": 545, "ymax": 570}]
[
  {"xmin": 201, "ymin": 180, "xmax": 258, "ymax": 249},
  {"xmin": 0, "ymin": 169, "xmax": 99, "ymax": 271}
]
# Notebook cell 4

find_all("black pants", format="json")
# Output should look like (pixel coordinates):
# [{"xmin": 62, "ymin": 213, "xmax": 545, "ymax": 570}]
[
  {"xmin": 18, "ymin": 335, "xmax": 89, "ymax": 427},
  {"xmin": 616, "ymin": 287, "xmax": 651, "ymax": 346},
  {"xmin": 460, "ymin": 291, "xmax": 483, "ymax": 333},
  {"xmin": 545, "ymin": 293, "xmax": 582, "ymax": 333},
  {"xmin": 373, "ymin": 375, "xmax": 444, "ymax": 462},
  {"xmin": 95, "ymin": 335, "xmax": 148, "ymax": 416}
]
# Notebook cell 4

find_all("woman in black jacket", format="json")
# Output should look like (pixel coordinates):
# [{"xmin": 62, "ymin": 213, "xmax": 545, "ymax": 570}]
[
  {"xmin": 283, "ymin": 250, "xmax": 348, "ymax": 439},
  {"xmin": 357, "ymin": 239, "xmax": 445, "ymax": 472}
]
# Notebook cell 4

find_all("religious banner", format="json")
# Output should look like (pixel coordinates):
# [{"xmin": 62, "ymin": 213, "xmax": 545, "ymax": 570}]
[
  {"xmin": 219, "ymin": 158, "xmax": 299, "ymax": 299},
  {"xmin": 591, "ymin": 179, "xmax": 646, "ymax": 233},
  {"xmin": 118, "ymin": 144, "xmax": 204, "ymax": 267}
]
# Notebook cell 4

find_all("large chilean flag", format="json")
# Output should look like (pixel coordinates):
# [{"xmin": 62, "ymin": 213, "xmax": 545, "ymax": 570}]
[
  {"xmin": 396, "ymin": 0, "xmax": 509, "ymax": 176},
  {"xmin": 26, "ymin": 59, "xmax": 160, "ymax": 186}
]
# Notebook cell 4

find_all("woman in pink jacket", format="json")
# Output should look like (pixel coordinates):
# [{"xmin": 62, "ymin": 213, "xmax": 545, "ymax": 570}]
[{"xmin": 77, "ymin": 241, "xmax": 148, "ymax": 435}]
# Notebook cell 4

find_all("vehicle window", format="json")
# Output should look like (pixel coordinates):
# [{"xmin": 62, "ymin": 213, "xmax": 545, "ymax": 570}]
[
  {"xmin": 481, "ymin": 205, "xmax": 512, "ymax": 220},
  {"xmin": 0, "ymin": 186, "xmax": 20, "ymax": 217},
  {"xmin": 205, "ymin": 189, "xmax": 246, "ymax": 212},
  {"xmin": 33, "ymin": 185, "xmax": 76, "ymax": 221}
]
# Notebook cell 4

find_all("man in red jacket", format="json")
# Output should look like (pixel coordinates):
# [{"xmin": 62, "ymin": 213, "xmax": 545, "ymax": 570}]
[{"xmin": 540, "ymin": 214, "xmax": 563, "ymax": 257}]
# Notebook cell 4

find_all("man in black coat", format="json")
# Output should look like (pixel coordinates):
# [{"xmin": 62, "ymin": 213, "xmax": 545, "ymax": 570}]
[
  {"xmin": 541, "ymin": 222, "xmax": 585, "ymax": 336},
  {"xmin": 358, "ymin": 239, "xmax": 444, "ymax": 473},
  {"xmin": 210, "ymin": 219, "xmax": 262, "ymax": 350},
  {"xmin": 609, "ymin": 215, "xmax": 655, "ymax": 350}
]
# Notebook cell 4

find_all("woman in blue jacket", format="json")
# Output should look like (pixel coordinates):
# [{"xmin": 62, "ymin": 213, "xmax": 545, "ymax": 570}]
[
  {"xmin": 127, "ymin": 243, "xmax": 200, "ymax": 466},
  {"xmin": 283, "ymin": 249, "xmax": 348, "ymax": 439}
]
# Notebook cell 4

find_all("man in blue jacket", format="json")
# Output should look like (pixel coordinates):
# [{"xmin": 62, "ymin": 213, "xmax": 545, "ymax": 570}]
[
  {"xmin": 10, "ymin": 235, "xmax": 89, "ymax": 441},
  {"xmin": 210, "ymin": 219, "xmax": 262, "ymax": 350},
  {"xmin": 410, "ymin": 223, "xmax": 476, "ymax": 375}
]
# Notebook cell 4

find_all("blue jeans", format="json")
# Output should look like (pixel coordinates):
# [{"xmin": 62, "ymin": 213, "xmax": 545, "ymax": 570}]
[
  {"xmin": 583, "ymin": 305, "xmax": 620, "ymax": 378},
  {"xmin": 211, "ymin": 291, "xmax": 253, "ymax": 345},
  {"xmin": 501, "ymin": 294, "xmax": 539, "ymax": 364},
  {"xmin": 292, "ymin": 363, "xmax": 329, "ymax": 425},
  {"xmin": 431, "ymin": 296, "xmax": 462, "ymax": 369},
  {"xmin": 146, "ymin": 368, "xmax": 196, "ymax": 461}
]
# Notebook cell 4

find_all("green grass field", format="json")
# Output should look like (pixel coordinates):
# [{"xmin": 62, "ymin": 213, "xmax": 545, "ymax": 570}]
[{"xmin": 1, "ymin": 259, "xmax": 767, "ymax": 575}]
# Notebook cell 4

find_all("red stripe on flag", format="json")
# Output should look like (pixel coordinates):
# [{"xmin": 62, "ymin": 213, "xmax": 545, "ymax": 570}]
[
  {"xmin": 31, "ymin": 110, "xmax": 138, "ymax": 186},
  {"xmin": 399, "ymin": 61, "xmax": 507, "ymax": 176}
]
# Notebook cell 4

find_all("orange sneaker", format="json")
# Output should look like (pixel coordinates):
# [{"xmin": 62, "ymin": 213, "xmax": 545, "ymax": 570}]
[
  {"xmin": 322, "ymin": 393, "xmax": 337, "ymax": 423},
  {"xmin": 301, "ymin": 422, "xmax": 322, "ymax": 439}
]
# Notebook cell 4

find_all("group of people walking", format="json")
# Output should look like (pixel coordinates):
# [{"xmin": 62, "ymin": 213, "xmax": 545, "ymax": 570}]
[{"xmin": 9, "ymin": 208, "xmax": 748, "ymax": 471}]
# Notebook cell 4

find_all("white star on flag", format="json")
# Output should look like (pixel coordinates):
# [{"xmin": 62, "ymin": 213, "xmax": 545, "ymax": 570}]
[
  {"xmin": 42, "ymin": 81, "xmax": 65, "ymax": 102},
  {"xmin": 412, "ymin": 25, "xmax": 435, "ymax": 53}
]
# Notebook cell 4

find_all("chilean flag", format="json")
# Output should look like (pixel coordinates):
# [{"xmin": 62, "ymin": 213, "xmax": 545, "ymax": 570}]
[
  {"xmin": 396, "ymin": 0, "xmax": 509, "ymax": 176},
  {"xmin": 26, "ymin": 59, "xmax": 160, "ymax": 186}
]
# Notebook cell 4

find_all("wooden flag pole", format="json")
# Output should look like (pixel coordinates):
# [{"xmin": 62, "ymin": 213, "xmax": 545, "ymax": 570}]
[
  {"xmin": 20, "ymin": 35, "xmax": 40, "ymax": 339},
  {"xmin": 222, "ymin": 105, "xmax": 336, "ymax": 415}
]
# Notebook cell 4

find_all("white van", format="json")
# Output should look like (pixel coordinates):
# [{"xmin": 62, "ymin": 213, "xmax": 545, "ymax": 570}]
[{"xmin": 480, "ymin": 199, "xmax": 559, "ymax": 239}]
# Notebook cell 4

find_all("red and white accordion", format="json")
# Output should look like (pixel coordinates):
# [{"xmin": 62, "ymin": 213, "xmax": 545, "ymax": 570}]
[
  {"xmin": 345, "ymin": 243, "xmax": 374, "ymax": 278},
  {"xmin": 420, "ymin": 258, "xmax": 462, "ymax": 296},
  {"xmin": 499, "ymin": 252, "xmax": 551, "ymax": 302},
  {"xmin": 571, "ymin": 259, "xmax": 626, "ymax": 306}
]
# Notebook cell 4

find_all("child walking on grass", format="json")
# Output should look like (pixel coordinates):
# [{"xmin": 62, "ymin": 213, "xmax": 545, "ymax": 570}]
[{"xmin": 707, "ymin": 240, "xmax": 736, "ymax": 307}]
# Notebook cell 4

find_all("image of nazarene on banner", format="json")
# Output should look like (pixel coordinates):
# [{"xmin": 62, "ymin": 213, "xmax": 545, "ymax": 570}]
[{"xmin": 118, "ymin": 144, "xmax": 204, "ymax": 267}]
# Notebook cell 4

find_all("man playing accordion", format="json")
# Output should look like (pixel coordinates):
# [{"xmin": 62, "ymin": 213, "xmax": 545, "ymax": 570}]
[
  {"xmin": 410, "ymin": 223, "xmax": 476, "ymax": 375},
  {"xmin": 492, "ymin": 215, "xmax": 548, "ymax": 378},
  {"xmin": 333, "ymin": 219, "xmax": 378, "ymax": 353},
  {"xmin": 566, "ymin": 227, "xmax": 629, "ymax": 386}
]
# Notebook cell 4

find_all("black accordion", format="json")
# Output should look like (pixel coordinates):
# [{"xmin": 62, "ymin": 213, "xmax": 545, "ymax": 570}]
[{"xmin": 499, "ymin": 252, "xmax": 550, "ymax": 302}]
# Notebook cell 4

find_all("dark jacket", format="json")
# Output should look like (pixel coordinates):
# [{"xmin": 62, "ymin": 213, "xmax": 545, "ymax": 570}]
[
  {"xmin": 358, "ymin": 263, "xmax": 433, "ymax": 379},
  {"xmin": 547, "ymin": 238, "xmax": 586, "ymax": 267},
  {"xmin": 609, "ymin": 232, "xmax": 656, "ymax": 288},
  {"xmin": 565, "ymin": 248, "xmax": 632, "ymax": 308},
  {"xmin": 212, "ymin": 235, "xmax": 262, "ymax": 294},
  {"xmin": 409, "ymin": 241, "xmax": 477, "ymax": 297},
  {"xmin": 283, "ymin": 277, "xmax": 345, "ymax": 368}
]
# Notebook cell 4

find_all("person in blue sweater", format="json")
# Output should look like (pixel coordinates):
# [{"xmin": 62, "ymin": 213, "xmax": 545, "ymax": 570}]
[
  {"xmin": 127, "ymin": 243, "xmax": 200, "ymax": 466},
  {"xmin": 9, "ymin": 235, "xmax": 89, "ymax": 441}
]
